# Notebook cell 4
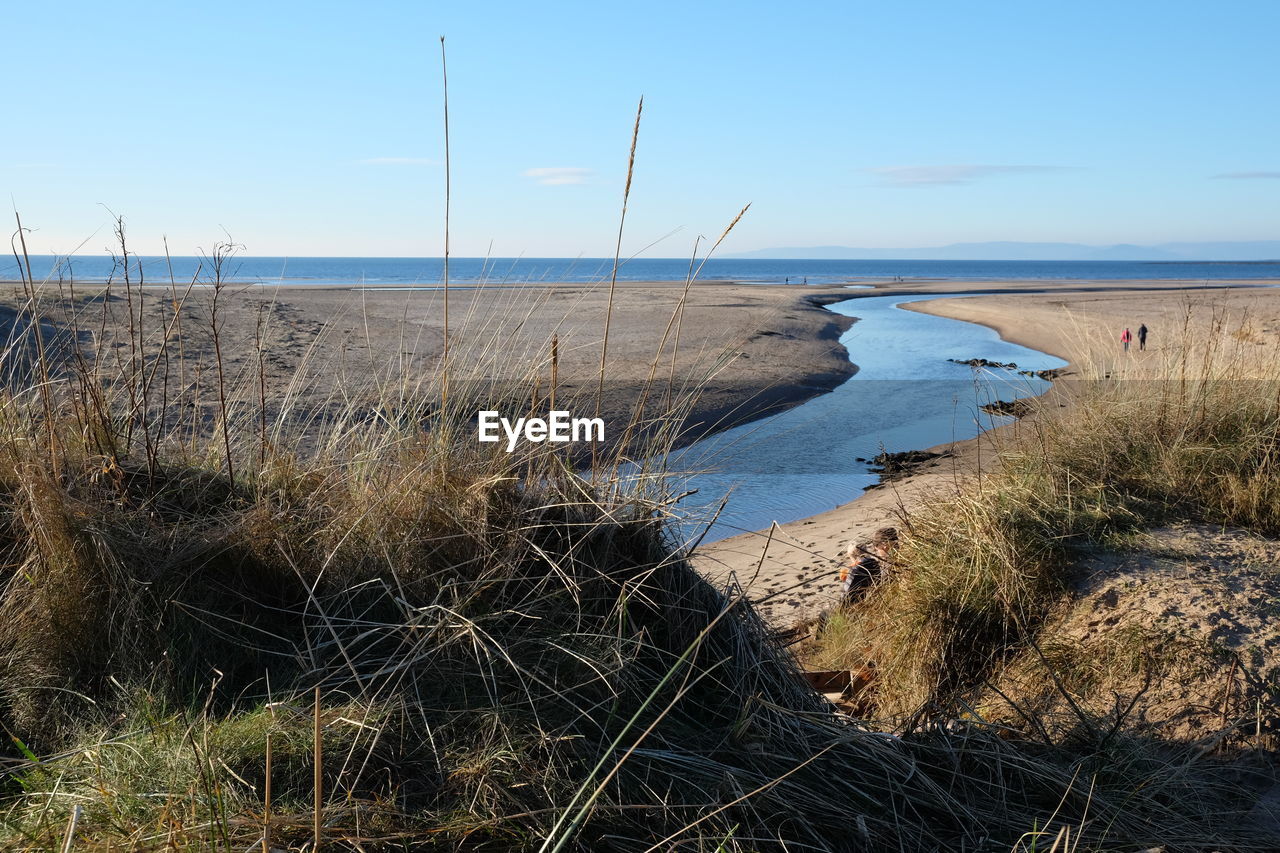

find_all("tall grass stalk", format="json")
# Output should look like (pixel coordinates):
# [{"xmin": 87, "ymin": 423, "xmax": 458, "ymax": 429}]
[
  {"xmin": 594, "ymin": 96, "xmax": 644, "ymax": 451},
  {"xmin": 439, "ymin": 35, "xmax": 453, "ymax": 409}
]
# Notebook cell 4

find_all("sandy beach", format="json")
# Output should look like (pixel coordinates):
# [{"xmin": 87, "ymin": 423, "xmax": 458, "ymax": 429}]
[
  {"xmin": 4, "ymin": 280, "xmax": 857, "ymax": 451},
  {"xmin": 694, "ymin": 279, "xmax": 1280, "ymax": 626}
]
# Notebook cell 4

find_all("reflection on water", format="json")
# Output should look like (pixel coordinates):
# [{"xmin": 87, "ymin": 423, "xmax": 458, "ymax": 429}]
[{"xmin": 663, "ymin": 294, "xmax": 1068, "ymax": 543}]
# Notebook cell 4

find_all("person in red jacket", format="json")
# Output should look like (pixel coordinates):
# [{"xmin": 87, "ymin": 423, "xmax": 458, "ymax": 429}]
[{"xmin": 1121, "ymin": 327, "xmax": 1132, "ymax": 352}]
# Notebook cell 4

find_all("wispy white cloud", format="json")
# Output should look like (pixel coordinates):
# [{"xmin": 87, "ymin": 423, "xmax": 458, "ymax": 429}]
[
  {"xmin": 358, "ymin": 157, "xmax": 439, "ymax": 166},
  {"xmin": 1211, "ymin": 171, "xmax": 1280, "ymax": 180},
  {"xmin": 867, "ymin": 164, "xmax": 1071, "ymax": 187},
  {"xmin": 523, "ymin": 167, "xmax": 592, "ymax": 186}
]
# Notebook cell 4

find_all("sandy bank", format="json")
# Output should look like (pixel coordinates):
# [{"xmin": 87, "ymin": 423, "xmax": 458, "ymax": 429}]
[
  {"xmin": 4, "ymin": 280, "xmax": 859, "ymax": 451},
  {"xmin": 903, "ymin": 279, "xmax": 1280, "ymax": 370}
]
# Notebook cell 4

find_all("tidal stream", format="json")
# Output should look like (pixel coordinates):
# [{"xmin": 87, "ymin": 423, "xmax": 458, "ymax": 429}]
[{"xmin": 666, "ymin": 293, "xmax": 1069, "ymax": 542}]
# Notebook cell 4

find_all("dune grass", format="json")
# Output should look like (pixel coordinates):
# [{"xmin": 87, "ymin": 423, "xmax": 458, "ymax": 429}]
[{"xmin": 0, "ymin": 248, "xmax": 1273, "ymax": 851}]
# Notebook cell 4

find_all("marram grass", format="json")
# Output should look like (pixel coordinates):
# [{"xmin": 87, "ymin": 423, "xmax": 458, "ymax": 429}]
[{"xmin": 0, "ymin": 245, "xmax": 1272, "ymax": 850}]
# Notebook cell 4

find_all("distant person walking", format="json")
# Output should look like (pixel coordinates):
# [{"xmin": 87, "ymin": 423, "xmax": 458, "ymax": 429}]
[
  {"xmin": 1121, "ymin": 327, "xmax": 1133, "ymax": 352},
  {"xmin": 1138, "ymin": 323, "xmax": 1148, "ymax": 351}
]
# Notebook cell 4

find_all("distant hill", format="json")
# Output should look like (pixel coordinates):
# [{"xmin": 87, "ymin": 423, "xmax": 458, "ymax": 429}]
[{"xmin": 724, "ymin": 241, "xmax": 1280, "ymax": 261}]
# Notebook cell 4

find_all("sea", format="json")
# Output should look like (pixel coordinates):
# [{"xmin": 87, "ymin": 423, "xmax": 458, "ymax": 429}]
[{"xmin": 7, "ymin": 255, "xmax": 1280, "ymax": 286}]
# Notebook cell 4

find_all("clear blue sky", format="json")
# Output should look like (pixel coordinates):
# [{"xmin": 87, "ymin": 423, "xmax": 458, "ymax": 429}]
[{"xmin": 4, "ymin": 0, "xmax": 1278, "ymax": 257}]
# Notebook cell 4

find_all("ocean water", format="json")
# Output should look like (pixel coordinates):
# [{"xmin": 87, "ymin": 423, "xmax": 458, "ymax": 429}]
[{"xmin": 8, "ymin": 255, "xmax": 1280, "ymax": 286}]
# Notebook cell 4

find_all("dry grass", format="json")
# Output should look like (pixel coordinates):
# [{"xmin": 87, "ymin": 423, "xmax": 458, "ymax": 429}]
[{"xmin": 0, "ymin": 245, "xmax": 1273, "ymax": 851}]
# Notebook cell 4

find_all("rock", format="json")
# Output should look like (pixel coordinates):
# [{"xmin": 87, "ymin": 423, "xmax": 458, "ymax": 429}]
[
  {"xmin": 1017, "ymin": 367, "xmax": 1064, "ymax": 380},
  {"xmin": 948, "ymin": 357, "xmax": 1018, "ymax": 369},
  {"xmin": 980, "ymin": 398, "xmax": 1033, "ymax": 418},
  {"xmin": 866, "ymin": 449, "xmax": 949, "ymax": 482}
]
